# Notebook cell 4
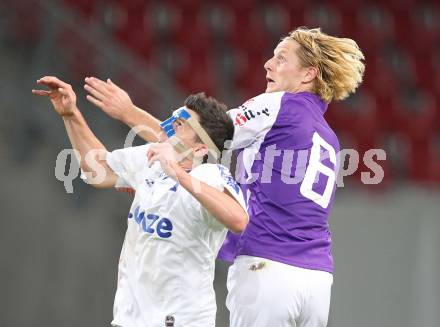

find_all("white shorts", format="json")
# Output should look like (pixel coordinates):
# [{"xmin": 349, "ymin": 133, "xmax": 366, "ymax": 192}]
[{"xmin": 226, "ymin": 255, "xmax": 333, "ymax": 327}]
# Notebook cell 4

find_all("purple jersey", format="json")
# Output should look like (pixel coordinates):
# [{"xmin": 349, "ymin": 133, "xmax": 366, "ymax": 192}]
[{"xmin": 219, "ymin": 91, "xmax": 340, "ymax": 273}]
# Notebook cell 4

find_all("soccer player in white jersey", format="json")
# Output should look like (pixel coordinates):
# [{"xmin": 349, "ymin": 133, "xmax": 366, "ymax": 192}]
[
  {"xmin": 32, "ymin": 76, "xmax": 248, "ymax": 327},
  {"xmin": 83, "ymin": 27, "xmax": 365, "ymax": 327}
]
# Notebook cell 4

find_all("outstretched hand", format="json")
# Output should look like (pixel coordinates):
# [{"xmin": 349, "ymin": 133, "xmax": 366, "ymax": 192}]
[
  {"xmin": 32, "ymin": 76, "xmax": 77, "ymax": 116},
  {"xmin": 84, "ymin": 77, "xmax": 133, "ymax": 121}
]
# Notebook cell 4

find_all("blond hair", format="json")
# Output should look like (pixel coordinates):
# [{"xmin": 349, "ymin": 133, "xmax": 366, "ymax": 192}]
[{"xmin": 284, "ymin": 27, "xmax": 365, "ymax": 103}]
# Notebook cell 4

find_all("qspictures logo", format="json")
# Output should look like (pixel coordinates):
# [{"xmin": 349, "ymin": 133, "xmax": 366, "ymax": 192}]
[{"xmin": 53, "ymin": 126, "xmax": 387, "ymax": 193}]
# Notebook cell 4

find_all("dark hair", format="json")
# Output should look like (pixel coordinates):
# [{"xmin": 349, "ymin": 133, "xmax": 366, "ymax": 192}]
[{"xmin": 184, "ymin": 92, "xmax": 234, "ymax": 153}]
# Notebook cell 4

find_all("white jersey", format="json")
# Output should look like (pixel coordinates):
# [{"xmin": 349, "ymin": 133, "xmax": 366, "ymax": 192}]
[{"xmin": 106, "ymin": 144, "xmax": 247, "ymax": 327}]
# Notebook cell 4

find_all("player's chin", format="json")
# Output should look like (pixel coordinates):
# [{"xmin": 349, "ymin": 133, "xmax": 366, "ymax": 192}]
[{"xmin": 265, "ymin": 83, "xmax": 277, "ymax": 93}]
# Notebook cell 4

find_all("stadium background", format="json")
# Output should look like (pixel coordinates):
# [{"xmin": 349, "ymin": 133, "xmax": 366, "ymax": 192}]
[{"xmin": 1, "ymin": 0, "xmax": 439, "ymax": 326}]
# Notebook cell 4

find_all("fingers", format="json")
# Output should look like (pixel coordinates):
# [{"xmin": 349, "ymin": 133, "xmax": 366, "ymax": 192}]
[
  {"xmin": 57, "ymin": 87, "xmax": 72, "ymax": 97},
  {"xmin": 58, "ymin": 87, "xmax": 66, "ymax": 94},
  {"xmin": 37, "ymin": 76, "xmax": 72, "ymax": 90},
  {"xmin": 31, "ymin": 89, "xmax": 51, "ymax": 96},
  {"xmin": 147, "ymin": 143, "xmax": 177, "ymax": 167},
  {"xmin": 146, "ymin": 148, "xmax": 155, "ymax": 164},
  {"xmin": 84, "ymin": 78, "xmax": 106, "ymax": 106},
  {"xmin": 86, "ymin": 95, "xmax": 104, "ymax": 108},
  {"xmin": 84, "ymin": 77, "xmax": 113, "ymax": 97},
  {"xmin": 106, "ymin": 78, "xmax": 122, "ymax": 93},
  {"xmin": 33, "ymin": 85, "xmax": 72, "ymax": 98},
  {"xmin": 106, "ymin": 78, "xmax": 122, "ymax": 92},
  {"xmin": 84, "ymin": 84, "xmax": 106, "ymax": 101},
  {"xmin": 147, "ymin": 144, "xmax": 161, "ymax": 160},
  {"xmin": 147, "ymin": 146, "xmax": 162, "ymax": 166},
  {"xmin": 148, "ymin": 153, "xmax": 159, "ymax": 167}
]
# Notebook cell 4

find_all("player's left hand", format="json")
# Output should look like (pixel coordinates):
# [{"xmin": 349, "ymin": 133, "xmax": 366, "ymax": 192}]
[
  {"xmin": 147, "ymin": 143, "xmax": 183, "ymax": 180},
  {"xmin": 84, "ymin": 76, "xmax": 134, "ymax": 121}
]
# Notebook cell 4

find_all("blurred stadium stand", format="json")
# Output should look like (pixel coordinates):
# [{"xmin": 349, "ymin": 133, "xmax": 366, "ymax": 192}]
[
  {"xmin": 59, "ymin": 0, "xmax": 440, "ymax": 186},
  {"xmin": 0, "ymin": 1, "xmax": 439, "ymax": 327}
]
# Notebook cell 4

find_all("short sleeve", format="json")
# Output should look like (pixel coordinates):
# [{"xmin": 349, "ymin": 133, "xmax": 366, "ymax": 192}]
[
  {"xmin": 227, "ymin": 92, "xmax": 284, "ymax": 150},
  {"xmin": 106, "ymin": 144, "xmax": 151, "ymax": 189},
  {"xmin": 189, "ymin": 164, "xmax": 248, "ymax": 229}
]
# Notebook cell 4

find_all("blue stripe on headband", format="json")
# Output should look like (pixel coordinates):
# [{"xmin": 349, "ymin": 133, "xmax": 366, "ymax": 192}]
[{"xmin": 159, "ymin": 107, "xmax": 191, "ymax": 138}]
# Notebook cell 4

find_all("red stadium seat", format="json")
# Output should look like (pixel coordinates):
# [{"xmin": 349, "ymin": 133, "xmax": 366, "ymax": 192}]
[
  {"xmin": 174, "ymin": 49, "xmax": 218, "ymax": 96},
  {"xmin": 221, "ymin": 0, "xmax": 255, "ymax": 13},
  {"xmin": 355, "ymin": 3, "xmax": 395, "ymax": 55},
  {"xmin": 328, "ymin": 89, "xmax": 380, "ymax": 137},
  {"xmin": 234, "ymin": 48, "xmax": 268, "ymax": 98},
  {"xmin": 117, "ymin": 0, "xmax": 146, "ymax": 13},
  {"xmin": 407, "ymin": 3, "xmax": 440, "ymax": 55},
  {"xmin": 149, "ymin": 44, "xmax": 188, "ymax": 76},
  {"xmin": 328, "ymin": 0, "xmax": 363, "ymax": 13},
  {"xmin": 390, "ymin": 86, "xmax": 437, "ymax": 144},
  {"xmin": 146, "ymin": 1, "xmax": 182, "ymax": 43},
  {"xmin": 171, "ymin": 19, "xmax": 211, "ymax": 53},
  {"xmin": 257, "ymin": 3, "xmax": 291, "ymax": 37},
  {"xmin": 214, "ymin": 48, "xmax": 242, "ymax": 81},
  {"xmin": 226, "ymin": 9, "xmax": 271, "ymax": 54},
  {"xmin": 382, "ymin": 0, "xmax": 417, "ymax": 13},
  {"xmin": 197, "ymin": 2, "xmax": 235, "ymax": 40},
  {"xmin": 412, "ymin": 52, "xmax": 436, "ymax": 92},
  {"xmin": 56, "ymin": 26, "xmax": 99, "ymax": 83},
  {"xmin": 391, "ymin": 10, "xmax": 413, "ymax": 49},
  {"xmin": 406, "ymin": 137, "xmax": 434, "ymax": 183},
  {"xmin": 369, "ymin": 45, "xmax": 415, "ymax": 102},
  {"xmin": 365, "ymin": 61, "xmax": 397, "ymax": 113},
  {"xmin": 273, "ymin": 0, "xmax": 307, "ymax": 12},
  {"xmin": 376, "ymin": 133, "xmax": 407, "ymax": 185},
  {"xmin": 303, "ymin": 3, "xmax": 342, "ymax": 36},
  {"xmin": 177, "ymin": 0, "xmax": 204, "ymax": 14},
  {"xmin": 8, "ymin": 1, "xmax": 42, "ymax": 45},
  {"xmin": 104, "ymin": 0, "xmax": 153, "ymax": 57},
  {"xmin": 114, "ymin": 15, "xmax": 153, "ymax": 58},
  {"xmin": 334, "ymin": 129, "xmax": 391, "ymax": 189},
  {"xmin": 62, "ymin": 0, "xmax": 95, "ymax": 17},
  {"xmin": 428, "ymin": 138, "xmax": 440, "ymax": 185},
  {"xmin": 113, "ymin": 70, "xmax": 157, "ymax": 115}
]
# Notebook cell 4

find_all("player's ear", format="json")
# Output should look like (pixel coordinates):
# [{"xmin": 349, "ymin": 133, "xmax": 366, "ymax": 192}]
[
  {"xmin": 193, "ymin": 143, "xmax": 209, "ymax": 158},
  {"xmin": 303, "ymin": 66, "xmax": 318, "ymax": 83}
]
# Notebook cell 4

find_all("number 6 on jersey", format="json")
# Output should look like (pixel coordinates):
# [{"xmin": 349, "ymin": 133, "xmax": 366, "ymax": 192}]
[{"xmin": 300, "ymin": 132, "xmax": 337, "ymax": 209}]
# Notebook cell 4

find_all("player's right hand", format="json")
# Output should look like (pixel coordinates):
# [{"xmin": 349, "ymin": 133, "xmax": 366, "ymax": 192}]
[
  {"xmin": 32, "ymin": 76, "xmax": 77, "ymax": 117},
  {"xmin": 84, "ymin": 76, "xmax": 134, "ymax": 121}
]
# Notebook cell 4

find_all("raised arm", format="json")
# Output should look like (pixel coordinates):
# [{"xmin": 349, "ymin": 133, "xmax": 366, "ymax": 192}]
[
  {"xmin": 84, "ymin": 77, "xmax": 163, "ymax": 143},
  {"xmin": 147, "ymin": 143, "xmax": 248, "ymax": 233},
  {"xmin": 177, "ymin": 170, "xmax": 248, "ymax": 233},
  {"xmin": 32, "ymin": 76, "xmax": 117, "ymax": 188}
]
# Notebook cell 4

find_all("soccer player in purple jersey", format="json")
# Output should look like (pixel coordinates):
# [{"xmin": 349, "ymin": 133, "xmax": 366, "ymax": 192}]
[{"xmin": 84, "ymin": 27, "xmax": 364, "ymax": 327}]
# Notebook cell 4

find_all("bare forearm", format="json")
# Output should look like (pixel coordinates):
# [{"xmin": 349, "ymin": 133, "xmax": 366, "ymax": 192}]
[
  {"xmin": 33, "ymin": 75, "xmax": 116, "ymax": 188},
  {"xmin": 62, "ymin": 109, "xmax": 115, "ymax": 188},
  {"xmin": 175, "ymin": 165, "xmax": 248, "ymax": 233},
  {"xmin": 123, "ymin": 105, "xmax": 163, "ymax": 143},
  {"xmin": 63, "ymin": 108, "xmax": 106, "ymax": 161}
]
